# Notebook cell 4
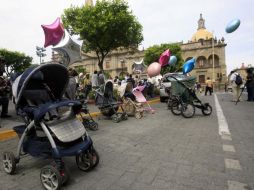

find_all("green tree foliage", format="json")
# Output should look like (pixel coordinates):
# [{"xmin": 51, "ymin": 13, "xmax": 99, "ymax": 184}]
[
  {"xmin": 62, "ymin": 0, "xmax": 143, "ymax": 71},
  {"xmin": 144, "ymin": 43, "xmax": 184, "ymax": 75},
  {"xmin": 0, "ymin": 49, "xmax": 32, "ymax": 76}
]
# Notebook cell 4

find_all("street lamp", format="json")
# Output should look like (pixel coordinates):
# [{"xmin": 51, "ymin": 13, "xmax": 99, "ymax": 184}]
[
  {"xmin": 36, "ymin": 46, "xmax": 46, "ymax": 64},
  {"xmin": 212, "ymin": 31, "xmax": 215, "ymax": 91}
]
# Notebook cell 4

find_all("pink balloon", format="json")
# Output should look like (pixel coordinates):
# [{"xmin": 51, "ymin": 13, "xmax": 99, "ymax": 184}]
[
  {"xmin": 41, "ymin": 17, "xmax": 64, "ymax": 48},
  {"xmin": 147, "ymin": 62, "xmax": 161, "ymax": 77},
  {"xmin": 159, "ymin": 49, "xmax": 171, "ymax": 67}
]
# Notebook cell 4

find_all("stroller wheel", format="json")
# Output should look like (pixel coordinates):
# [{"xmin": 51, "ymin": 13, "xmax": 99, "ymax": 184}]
[
  {"xmin": 50, "ymin": 162, "xmax": 70, "ymax": 185},
  {"xmin": 40, "ymin": 165, "xmax": 62, "ymax": 190},
  {"xmin": 112, "ymin": 115, "xmax": 120, "ymax": 123},
  {"xmin": 2, "ymin": 151, "xmax": 16, "ymax": 175},
  {"xmin": 171, "ymin": 101, "xmax": 182, "ymax": 115},
  {"xmin": 123, "ymin": 113, "xmax": 128, "ymax": 120},
  {"xmin": 135, "ymin": 112, "xmax": 142, "ymax": 119},
  {"xmin": 90, "ymin": 146, "xmax": 100, "ymax": 169},
  {"xmin": 89, "ymin": 122, "xmax": 99, "ymax": 131},
  {"xmin": 202, "ymin": 104, "xmax": 212, "ymax": 116},
  {"xmin": 181, "ymin": 103, "xmax": 195, "ymax": 118},
  {"xmin": 76, "ymin": 147, "xmax": 99, "ymax": 172}
]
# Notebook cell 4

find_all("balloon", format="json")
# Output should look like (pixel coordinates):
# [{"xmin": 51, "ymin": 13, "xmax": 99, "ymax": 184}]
[
  {"xmin": 41, "ymin": 17, "xmax": 64, "ymax": 48},
  {"xmin": 159, "ymin": 49, "xmax": 171, "ymax": 67},
  {"xmin": 183, "ymin": 58, "xmax": 196, "ymax": 74},
  {"xmin": 147, "ymin": 62, "xmax": 161, "ymax": 77},
  {"xmin": 52, "ymin": 30, "xmax": 82, "ymax": 67},
  {"xmin": 225, "ymin": 19, "xmax": 241, "ymax": 33},
  {"xmin": 168, "ymin": 55, "xmax": 177, "ymax": 66}
]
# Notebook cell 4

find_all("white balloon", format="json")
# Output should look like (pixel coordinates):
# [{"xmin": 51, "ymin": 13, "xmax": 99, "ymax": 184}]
[{"xmin": 52, "ymin": 30, "xmax": 83, "ymax": 67}]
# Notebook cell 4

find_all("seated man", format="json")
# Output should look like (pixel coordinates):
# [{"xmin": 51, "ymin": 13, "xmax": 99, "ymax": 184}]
[{"xmin": 0, "ymin": 76, "xmax": 11, "ymax": 118}]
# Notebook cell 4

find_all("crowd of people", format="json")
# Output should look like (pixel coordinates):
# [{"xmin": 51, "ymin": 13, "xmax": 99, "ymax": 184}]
[
  {"xmin": 1, "ymin": 67, "xmax": 254, "ymax": 125},
  {"xmin": 75, "ymin": 70, "xmax": 159, "ymax": 101}
]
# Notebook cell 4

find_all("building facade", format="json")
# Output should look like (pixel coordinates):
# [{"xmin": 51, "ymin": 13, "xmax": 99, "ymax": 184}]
[
  {"xmin": 181, "ymin": 14, "xmax": 227, "ymax": 90},
  {"xmin": 55, "ymin": 13, "xmax": 228, "ymax": 90}
]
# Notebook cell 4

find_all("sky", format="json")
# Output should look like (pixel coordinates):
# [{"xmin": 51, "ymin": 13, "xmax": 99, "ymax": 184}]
[{"xmin": 0, "ymin": 0, "xmax": 253, "ymax": 74}]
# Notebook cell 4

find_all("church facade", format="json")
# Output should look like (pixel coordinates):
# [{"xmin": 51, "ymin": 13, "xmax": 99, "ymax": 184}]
[
  {"xmin": 59, "ymin": 12, "xmax": 227, "ymax": 89},
  {"xmin": 181, "ymin": 14, "xmax": 227, "ymax": 90}
]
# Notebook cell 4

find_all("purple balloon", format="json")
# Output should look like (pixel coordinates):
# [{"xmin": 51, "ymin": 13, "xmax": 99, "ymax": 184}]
[
  {"xmin": 41, "ymin": 17, "xmax": 64, "ymax": 48},
  {"xmin": 183, "ymin": 58, "xmax": 196, "ymax": 74}
]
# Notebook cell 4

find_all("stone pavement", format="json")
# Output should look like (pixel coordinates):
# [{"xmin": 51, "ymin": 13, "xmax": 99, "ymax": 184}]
[{"xmin": 0, "ymin": 93, "xmax": 253, "ymax": 190}]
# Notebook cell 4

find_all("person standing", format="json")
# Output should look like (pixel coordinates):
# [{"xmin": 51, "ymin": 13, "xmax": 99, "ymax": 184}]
[
  {"xmin": 98, "ymin": 71, "xmax": 105, "ymax": 86},
  {"xmin": 246, "ymin": 68, "xmax": 254, "ymax": 101},
  {"xmin": 65, "ymin": 68, "xmax": 78, "ymax": 100},
  {"xmin": 230, "ymin": 71, "xmax": 242, "ymax": 102},
  {"xmin": 205, "ymin": 77, "xmax": 213, "ymax": 96},
  {"xmin": 83, "ymin": 74, "xmax": 92, "ymax": 99},
  {"xmin": 91, "ymin": 70, "xmax": 98, "ymax": 88},
  {"xmin": 0, "ymin": 75, "xmax": 11, "ymax": 118}
]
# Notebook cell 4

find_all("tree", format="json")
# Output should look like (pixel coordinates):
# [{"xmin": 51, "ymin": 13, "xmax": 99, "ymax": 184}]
[
  {"xmin": 0, "ymin": 49, "xmax": 32, "ymax": 76},
  {"xmin": 144, "ymin": 43, "xmax": 184, "ymax": 75},
  {"xmin": 62, "ymin": 0, "xmax": 143, "ymax": 71}
]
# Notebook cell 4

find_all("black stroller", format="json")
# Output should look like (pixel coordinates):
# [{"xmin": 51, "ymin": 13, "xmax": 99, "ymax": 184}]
[
  {"xmin": 168, "ymin": 76, "xmax": 212, "ymax": 118},
  {"xmin": 95, "ymin": 81, "xmax": 128, "ymax": 123},
  {"xmin": 3, "ymin": 64, "xmax": 99, "ymax": 190}
]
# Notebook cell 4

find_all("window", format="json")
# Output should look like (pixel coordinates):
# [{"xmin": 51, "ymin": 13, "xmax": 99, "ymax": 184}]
[{"xmin": 106, "ymin": 61, "xmax": 110, "ymax": 69}]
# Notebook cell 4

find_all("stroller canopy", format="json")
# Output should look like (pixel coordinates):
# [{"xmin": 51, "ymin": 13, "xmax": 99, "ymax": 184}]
[{"xmin": 12, "ymin": 63, "xmax": 69, "ymax": 109}]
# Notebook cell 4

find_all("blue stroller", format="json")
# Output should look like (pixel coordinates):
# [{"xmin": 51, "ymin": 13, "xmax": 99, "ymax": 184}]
[{"xmin": 2, "ymin": 64, "xmax": 99, "ymax": 190}]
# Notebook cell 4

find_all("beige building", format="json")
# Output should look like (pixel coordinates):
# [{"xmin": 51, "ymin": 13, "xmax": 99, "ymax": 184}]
[
  {"xmin": 56, "ymin": 13, "xmax": 228, "ymax": 90},
  {"xmin": 72, "ymin": 48, "xmax": 145, "ymax": 77},
  {"xmin": 181, "ymin": 14, "xmax": 227, "ymax": 90}
]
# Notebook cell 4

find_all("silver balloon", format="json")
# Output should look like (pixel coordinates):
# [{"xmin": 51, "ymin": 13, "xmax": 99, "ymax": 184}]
[{"xmin": 52, "ymin": 30, "xmax": 82, "ymax": 67}]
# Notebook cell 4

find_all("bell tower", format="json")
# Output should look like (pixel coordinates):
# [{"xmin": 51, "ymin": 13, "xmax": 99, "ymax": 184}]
[{"xmin": 198, "ymin": 13, "xmax": 206, "ymax": 30}]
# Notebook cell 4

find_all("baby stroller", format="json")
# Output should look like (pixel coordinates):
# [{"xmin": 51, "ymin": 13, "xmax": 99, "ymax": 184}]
[
  {"xmin": 132, "ymin": 85, "xmax": 155, "ymax": 114},
  {"xmin": 169, "ymin": 76, "xmax": 212, "ymax": 118},
  {"xmin": 3, "ymin": 64, "xmax": 99, "ymax": 190},
  {"xmin": 78, "ymin": 99, "xmax": 99, "ymax": 131},
  {"xmin": 118, "ymin": 82, "xmax": 144, "ymax": 119},
  {"xmin": 95, "ymin": 81, "xmax": 128, "ymax": 123}
]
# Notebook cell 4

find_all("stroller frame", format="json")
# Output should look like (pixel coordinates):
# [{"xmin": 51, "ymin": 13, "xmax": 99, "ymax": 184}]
[
  {"xmin": 95, "ymin": 81, "xmax": 128, "ymax": 123},
  {"xmin": 168, "ymin": 76, "xmax": 212, "ymax": 118},
  {"xmin": 3, "ymin": 64, "xmax": 99, "ymax": 190}
]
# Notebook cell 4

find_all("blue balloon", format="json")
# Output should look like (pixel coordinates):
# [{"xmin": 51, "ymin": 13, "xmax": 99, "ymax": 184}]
[
  {"xmin": 168, "ymin": 55, "xmax": 177, "ymax": 66},
  {"xmin": 183, "ymin": 58, "xmax": 196, "ymax": 74},
  {"xmin": 225, "ymin": 19, "xmax": 241, "ymax": 33}
]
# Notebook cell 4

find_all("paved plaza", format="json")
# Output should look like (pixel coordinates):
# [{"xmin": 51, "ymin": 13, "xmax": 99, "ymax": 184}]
[{"xmin": 0, "ymin": 93, "xmax": 254, "ymax": 190}]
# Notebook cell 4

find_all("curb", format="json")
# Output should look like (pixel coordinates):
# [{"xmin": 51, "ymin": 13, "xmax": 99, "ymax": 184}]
[{"xmin": 0, "ymin": 98, "xmax": 160, "ymax": 141}]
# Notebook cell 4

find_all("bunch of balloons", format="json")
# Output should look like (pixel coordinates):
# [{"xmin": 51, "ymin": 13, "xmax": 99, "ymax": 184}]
[
  {"xmin": 147, "ymin": 49, "xmax": 180, "ymax": 77},
  {"xmin": 41, "ymin": 17, "xmax": 82, "ymax": 66}
]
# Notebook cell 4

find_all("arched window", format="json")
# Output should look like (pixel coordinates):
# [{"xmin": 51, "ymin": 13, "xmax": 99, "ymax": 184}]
[
  {"xmin": 208, "ymin": 54, "xmax": 219, "ymax": 67},
  {"xmin": 196, "ymin": 56, "xmax": 207, "ymax": 68}
]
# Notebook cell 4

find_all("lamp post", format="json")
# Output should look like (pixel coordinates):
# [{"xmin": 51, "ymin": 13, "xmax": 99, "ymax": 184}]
[
  {"xmin": 36, "ymin": 46, "xmax": 46, "ymax": 64},
  {"xmin": 212, "ymin": 31, "xmax": 215, "ymax": 91}
]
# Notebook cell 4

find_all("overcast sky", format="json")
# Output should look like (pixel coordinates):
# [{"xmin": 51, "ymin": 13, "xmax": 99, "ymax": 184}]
[{"xmin": 0, "ymin": 0, "xmax": 253, "ymax": 74}]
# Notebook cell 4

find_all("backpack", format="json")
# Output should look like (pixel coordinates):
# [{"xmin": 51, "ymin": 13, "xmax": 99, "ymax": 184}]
[{"xmin": 235, "ymin": 74, "xmax": 243, "ymax": 85}]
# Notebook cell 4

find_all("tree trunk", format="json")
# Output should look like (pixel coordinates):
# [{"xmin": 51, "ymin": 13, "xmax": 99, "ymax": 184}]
[{"xmin": 98, "ymin": 60, "xmax": 103, "ymax": 71}]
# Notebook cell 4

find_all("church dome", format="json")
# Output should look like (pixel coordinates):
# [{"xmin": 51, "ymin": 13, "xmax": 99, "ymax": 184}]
[
  {"xmin": 190, "ymin": 14, "xmax": 213, "ymax": 42},
  {"xmin": 191, "ymin": 29, "xmax": 213, "ymax": 42}
]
